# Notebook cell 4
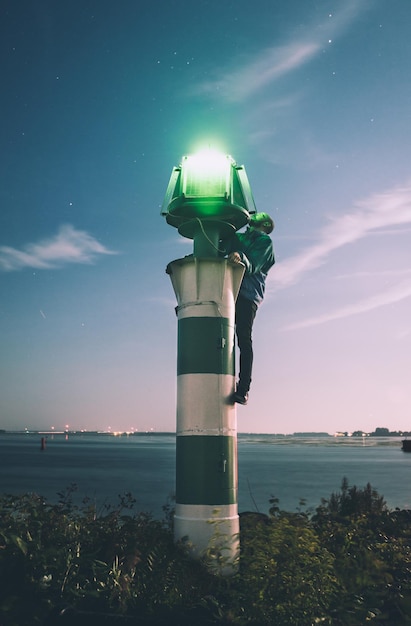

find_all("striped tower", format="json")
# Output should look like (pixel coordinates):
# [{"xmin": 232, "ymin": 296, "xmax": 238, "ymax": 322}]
[{"xmin": 167, "ymin": 255, "xmax": 244, "ymax": 573}]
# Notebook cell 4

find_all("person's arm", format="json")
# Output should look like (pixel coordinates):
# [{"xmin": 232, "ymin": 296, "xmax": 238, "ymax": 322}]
[
  {"xmin": 240, "ymin": 236, "xmax": 275, "ymax": 274},
  {"xmin": 228, "ymin": 250, "xmax": 250, "ymax": 272},
  {"xmin": 220, "ymin": 234, "xmax": 251, "ymax": 268}
]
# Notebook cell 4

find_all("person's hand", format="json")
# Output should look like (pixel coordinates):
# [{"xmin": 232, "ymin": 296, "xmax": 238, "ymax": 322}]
[{"xmin": 228, "ymin": 252, "xmax": 242, "ymax": 264}]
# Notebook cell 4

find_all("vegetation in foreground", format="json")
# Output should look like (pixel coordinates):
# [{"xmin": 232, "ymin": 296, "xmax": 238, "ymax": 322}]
[{"xmin": 1, "ymin": 479, "xmax": 411, "ymax": 626}]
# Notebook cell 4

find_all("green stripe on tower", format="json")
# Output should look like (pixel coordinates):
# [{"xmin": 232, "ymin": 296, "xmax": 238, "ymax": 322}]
[
  {"xmin": 176, "ymin": 435, "xmax": 237, "ymax": 504},
  {"xmin": 177, "ymin": 317, "xmax": 234, "ymax": 375}
]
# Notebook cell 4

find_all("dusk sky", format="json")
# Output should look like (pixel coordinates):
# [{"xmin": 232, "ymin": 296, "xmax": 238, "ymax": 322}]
[{"xmin": 1, "ymin": 0, "xmax": 411, "ymax": 434}]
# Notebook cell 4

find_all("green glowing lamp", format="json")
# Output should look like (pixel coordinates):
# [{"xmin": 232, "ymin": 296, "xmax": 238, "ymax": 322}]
[
  {"xmin": 162, "ymin": 149, "xmax": 256, "ymax": 256},
  {"xmin": 181, "ymin": 151, "xmax": 231, "ymax": 198}
]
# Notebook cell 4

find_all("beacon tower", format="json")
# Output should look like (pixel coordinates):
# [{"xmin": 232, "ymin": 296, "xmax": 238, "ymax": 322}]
[{"xmin": 162, "ymin": 149, "xmax": 256, "ymax": 572}]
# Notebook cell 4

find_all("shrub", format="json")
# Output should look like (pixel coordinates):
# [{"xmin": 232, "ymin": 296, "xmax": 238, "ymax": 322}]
[
  {"xmin": 1, "ymin": 481, "xmax": 411, "ymax": 625},
  {"xmin": 238, "ymin": 510, "xmax": 337, "ymax": 625}
]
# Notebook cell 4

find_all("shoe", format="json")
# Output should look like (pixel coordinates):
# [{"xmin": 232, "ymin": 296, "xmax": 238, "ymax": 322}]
[{"xmin": 232, "ymin": 390, "xmax": 249, "ymax": 405}]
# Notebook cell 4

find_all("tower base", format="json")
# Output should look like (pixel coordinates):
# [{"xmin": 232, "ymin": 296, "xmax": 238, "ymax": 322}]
[{"xmin": 174, "ymin": 503, "xmax": 239, "ymax": 575}]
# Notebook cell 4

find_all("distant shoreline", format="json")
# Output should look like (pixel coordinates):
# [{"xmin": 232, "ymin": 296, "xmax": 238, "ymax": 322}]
[{"xmin": 1, "ymin": 429, "xmax": 409, "ymax": 440}]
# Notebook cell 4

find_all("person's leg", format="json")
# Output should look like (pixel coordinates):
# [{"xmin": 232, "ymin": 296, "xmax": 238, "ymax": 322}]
[{"xmin": 235, "ymin": 296, "xmax": 258, "ymax": 396}]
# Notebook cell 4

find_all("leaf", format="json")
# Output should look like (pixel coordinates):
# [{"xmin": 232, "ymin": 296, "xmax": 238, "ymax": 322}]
[{"xmin": 10, "ymin": 534, "xmax": 28, "ymax": 555}]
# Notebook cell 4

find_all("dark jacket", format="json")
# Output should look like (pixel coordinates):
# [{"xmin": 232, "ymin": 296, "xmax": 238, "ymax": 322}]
[{"xmin": 223, "ymin": 228, "xmax": 275, "ymax": 305}]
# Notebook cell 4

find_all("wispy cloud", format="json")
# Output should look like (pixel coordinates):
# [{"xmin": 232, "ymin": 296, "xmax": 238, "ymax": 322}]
[
  {"xmin": 335, "ymin": 268, "xmax": 411, "ymax": 280},
  {"xmin": 273, "ymin": 181, "xmax": 411, "ymax": 289},
  {"xmin": 0, "ymin": 224, "xmax": 117, "ymax": 272},
  {"xmin": 194, "ymin": 41, "xmax": 320, "ymax": 103},
  {"xmin": 274, "ymin": 181, "xmax": 411, "ymax": 329},
  {"xmin": 283, "ymin": 278, "xmax": 411, "ymax": 330},
  {"xmin": 192, "ymin": 1, "xmax": 364, "ymax": 104}
]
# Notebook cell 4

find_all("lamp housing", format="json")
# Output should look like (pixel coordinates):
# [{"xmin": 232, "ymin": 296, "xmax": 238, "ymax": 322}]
[{"xmin": 161, "ymin": 152, "xmax": 256, "ymax": 239}]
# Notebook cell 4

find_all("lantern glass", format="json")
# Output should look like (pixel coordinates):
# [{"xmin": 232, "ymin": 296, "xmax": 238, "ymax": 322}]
[{"xmin": 181, "ymin": 150, "xmax": 232, "ymax": 198}]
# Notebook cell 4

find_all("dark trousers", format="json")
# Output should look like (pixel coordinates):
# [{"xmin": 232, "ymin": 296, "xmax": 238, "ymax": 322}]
[{"xmin": 235, "ymin": 295, "xmax": 258, "ymax": 394}]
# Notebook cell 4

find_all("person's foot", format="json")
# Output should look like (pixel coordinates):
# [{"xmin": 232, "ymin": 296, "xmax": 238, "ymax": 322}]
[{"xmin": 232, "ymin": 390, "xmax": 249, "ymax": 405}]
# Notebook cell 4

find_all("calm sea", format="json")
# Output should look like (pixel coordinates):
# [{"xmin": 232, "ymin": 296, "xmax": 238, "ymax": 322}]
[{"xmin": 1, "ymin": 433, "xmax": 411, "ymax": 517}]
